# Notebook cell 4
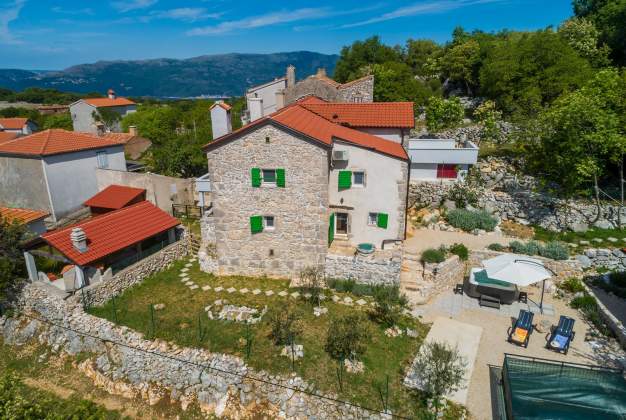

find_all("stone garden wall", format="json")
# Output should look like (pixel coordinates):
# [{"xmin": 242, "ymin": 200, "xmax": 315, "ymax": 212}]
[
  {"xmin": 577, "ymin": 248, "xmax": 626, "ymax": 272},
  {"xmin": 1, "ymin": 284, "xmax": 383, "ymax": 419},
  {"xmin": 78, "ymin": 238, "xmax": 189, "ymax": 307},
  {"xmin": 415, "ymin": 255, "xmax": 466, "ymax": 302},
  {"xmin": 324, "ymin": 251, "xmax": 402, "ymax": 286}
]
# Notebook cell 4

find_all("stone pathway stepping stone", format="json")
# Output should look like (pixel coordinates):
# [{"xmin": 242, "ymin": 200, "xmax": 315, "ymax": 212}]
[
  {"xmin": 608, "ymin": 237, "xmax": 618, "ymax": 243},
  {"xmin": 278, "ymin": 291, "xmax": 288, "ymax": 297},
  {"xmin": 343, "ymin": 297, "xmax": 353, "ymax": 305},
  {"xmin": 214, "ymin": 286, "xmax": 224, "ymax": 292},
  {"xmin": 179, "ymin": 273, "xmax": 188, "ymax": 278},
  {"xmin": 181, "ymin": 267, "xmax": 189, "ymax": 273},
  {"xmin": 356, "ymin": 299, "xmax": 367, "ymax": 306},
  {"xmin": 319, "ymin": 295, "xmax": 326, "ymax": 301},
  {"xmin": 265, "ymin": 290, "xmax": 274, "ymax": 296},
  {"xmin": 252, "ymin": 289, "xmax": 261, "ymax": 295},
  {"xmin": 189, "ymin": 285, "xmax": 199, "ymax": 290},
  {"xmin": 240, "ymin": 288, "xmax": 249, "ymax": 294},
  {"xmin": 185, "ymin": 281, "xmax": 194, "ymax": 286},
  {"xmin": 332, "ymin": 295, "xmax": 340, "ymax": 302},
  {"xmin": 227, "ymin": 287, "xmax": 237, "ymax": 293},
  {"xmin": 303, "ymin": 293, "xmax": 312, "ymax": 299},
  {"xmin": 290, "ymin": 292, "xmax": 300, "ymax": 299},
  {"xmin": 580, "ymin": 240, "xmax": 590, "ymax": 245},
  {"xmin": 185, "ymin": 263, "xmax": 192, "ymax": 268},
  {"xmin": 593, "ymin": 238, "xmax": 604, "ymax": 243},
  {"xmin": 202, "ymin": 285, "xmax": 211, "ymax": 291}
]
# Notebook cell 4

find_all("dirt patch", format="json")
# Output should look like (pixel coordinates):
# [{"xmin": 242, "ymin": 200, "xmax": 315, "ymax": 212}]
[{"xmin": 500, "ymin": 221, "xmax": 534, "ymax": 239}]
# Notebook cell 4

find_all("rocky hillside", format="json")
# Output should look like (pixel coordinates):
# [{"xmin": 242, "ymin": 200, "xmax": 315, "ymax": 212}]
[{"xmin": 0, "ymin": 51, "xmax": 338, "ymax": 98}]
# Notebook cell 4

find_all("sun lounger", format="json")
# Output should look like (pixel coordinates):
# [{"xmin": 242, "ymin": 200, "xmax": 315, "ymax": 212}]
[
  {"xmin": 546, "ymin": 316, "xmax": 575, "ymax": 355},
  {"xmin": 508, "ymin": 309, "xmax": 534, "ymax": 348}
]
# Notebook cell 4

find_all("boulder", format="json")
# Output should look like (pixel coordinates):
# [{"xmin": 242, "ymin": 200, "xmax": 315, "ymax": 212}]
[
  {"xmin": 576, "ymin": 255, "xmax": 592, "ymax": 269},
  {"xmin": 569, "ymin": 223, "xmax": 589, "ymax": 233},
  {"xmin": 594, "ymin": 220, "xmax": 613, "ymax": 230}
]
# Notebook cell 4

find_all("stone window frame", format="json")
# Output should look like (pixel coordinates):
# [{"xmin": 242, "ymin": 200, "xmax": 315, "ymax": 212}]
[
  {"xmin": 263, "ymin": 215, "xmax": 275, "ymax": 231},
  {"xmin": 261, "ymin": 168, "xmax": 277, "ymax": 187},
  {"xmin": 352, "ymin": 170, "xmax": 366, "ymax": 188}
]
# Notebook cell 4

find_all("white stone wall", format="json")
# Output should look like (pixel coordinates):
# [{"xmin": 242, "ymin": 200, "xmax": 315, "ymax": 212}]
[{"xmin": 207, "ymin": 125, "xmax": 329, "ymax": 279}]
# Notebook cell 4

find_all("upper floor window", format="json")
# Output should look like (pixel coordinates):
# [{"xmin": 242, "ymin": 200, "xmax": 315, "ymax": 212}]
[
  {"xmin": 96, "ymin": 151, "xmax": 108, "ymax": 169},
  {"xmin": 263, "ymin": 216, "xmax": 275, "ymax": 230},
  {"xmin": 262, "ymin": 169, "xmax": 277, "ymax": 185},
  {"xmin": 353, "ymin": 171, "xmax": 365, "ymax": 187},
  {"xmin": 251, "ymin": 168, "xmax": 285, "ymax": 188}
]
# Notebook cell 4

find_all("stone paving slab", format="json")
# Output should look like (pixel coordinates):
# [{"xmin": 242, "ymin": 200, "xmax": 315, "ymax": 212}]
[
  {"xmin": 252, "ymin": 289, "xmax": 261, "ymax": 295},
  {"xmin": 240, "ymin": 288, "xmax": 249, "ymax": 294},
  {"xmin": 227, "ymin": 287, "xmax": 236, "ymax": 293},
  {"xmin": 189, "ymin": 285, "xmax": 198, "ymax": 290},
  {"xmin": 214, "ymin": 286, "xmax": 223, "ymax": 292},
  {"xmin": 356, "ymin": 299, "xmax": 367, "ymax": 306},
  {"xmin": 181, "ymin": 267, "xmax": 189, "ymax": 273},
  {"xmin": 185, "ymin": 263, "xmax": 192, "ymax": 268},
  {"xmin": 202, "ymin": 285, "xmax": 211, "ymax": 291},
  {"xmin": 278, "ymin": 291, "xmax": 288, "ymax": 297},
  {"xmin": 265, "ymin": 290, "xmax": 274, "ymax": 296},
  {"xmin": 290, "ymin": 292, "xmax": 300, "ymax": 299}
]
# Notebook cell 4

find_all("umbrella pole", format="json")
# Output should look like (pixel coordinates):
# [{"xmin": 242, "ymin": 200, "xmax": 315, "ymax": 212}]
[{"xmin": 540, "ymin": 279, "xmax": 545, "ymax": 314}]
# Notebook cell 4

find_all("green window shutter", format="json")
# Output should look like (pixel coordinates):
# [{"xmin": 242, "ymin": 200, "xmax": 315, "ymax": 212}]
[
  {"xmin": 338, "ymin": 171, "xmax": 352, "ymax": 190},
  {"xmin": 250, "ymin": 215, "xmax": 263, "ymax": 234},
  {"xmin": 328, "ymin": 213, "xmax": 335, "ymax": 246},
  {"xmin": 276, "ymin": 168, "xmax": 285, "ymax": 188},
  {"xmin": 251, "ymin": 168, "xmax": 261, "ymax": 187},
  {"xmin": 377, "ymin": 213, "xmax": 388, "ymax": 229}
]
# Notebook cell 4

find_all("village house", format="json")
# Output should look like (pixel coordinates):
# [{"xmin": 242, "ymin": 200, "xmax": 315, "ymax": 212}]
[
  {"xmin": 0, "ymin": 117, "xmax": 38, "ymax": 136},
  {"xmin": 0, "ymin": 129, "xmax": 126, "ymax": 222},
  {"xmin": 102, "ymin": 126, "xmax": 152, "ymax": 160},
  {"xmin": 205, "ymin": 96, "xmax": 411, "ymax": 278},
  {"xmin": 0, "ymin": 206, "xmax": 48, "ymax": 235},
  {"xmin": 407, "ymin": 137, "xmax": 479, "ymax": 181},
  {"xmin": 70, "ymin": 89, "xmax": 136, "ymax": 134}
]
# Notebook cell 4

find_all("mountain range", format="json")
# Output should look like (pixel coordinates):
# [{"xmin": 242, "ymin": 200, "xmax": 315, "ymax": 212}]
[{"xmin": 0, "ymin": 51, "xmax": 339, "ymax": 98}]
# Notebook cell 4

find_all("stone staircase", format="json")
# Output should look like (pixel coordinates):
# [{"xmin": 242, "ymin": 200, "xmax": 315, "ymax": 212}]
[{"xmin": 400, "ymin": 249, "xmax": 425, "ymax": 306}]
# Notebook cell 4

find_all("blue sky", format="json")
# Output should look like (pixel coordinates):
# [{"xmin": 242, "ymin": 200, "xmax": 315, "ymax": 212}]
[{"xmin": 1, "ymin": 0, "xmax": 574, "ymax": 70}]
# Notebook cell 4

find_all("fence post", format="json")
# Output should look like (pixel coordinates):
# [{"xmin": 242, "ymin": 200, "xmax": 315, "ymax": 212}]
[{"xmin": 149, "ymin": 303, "xmax": 156, "ymax": 338}]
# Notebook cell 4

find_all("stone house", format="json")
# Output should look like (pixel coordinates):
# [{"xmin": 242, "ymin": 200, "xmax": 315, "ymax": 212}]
[
  {"xmin": 204, "ymin": 96, "xmax": 411, "ymax": 278},
  {"xmin": 0, "ymin": 129, "xmax": 126, "ymax": 222},
  {"xmin": 0, "ymin": 117, "xmax": 38, "ymax": 136},
  {"xmin": 70, "ymin": 89, "xmax": 136, "ymax": 134}
]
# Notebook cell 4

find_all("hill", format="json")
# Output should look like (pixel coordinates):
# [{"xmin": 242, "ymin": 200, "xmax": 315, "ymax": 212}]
[{"xmin": 0, "ymin": 51, "xmax": 338, "ymax": 98}]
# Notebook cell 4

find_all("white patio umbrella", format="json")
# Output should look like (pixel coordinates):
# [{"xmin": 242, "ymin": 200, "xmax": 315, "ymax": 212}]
[{"xmin": 482, "ymin": 253, "xmax": 554, "ymax": 313}]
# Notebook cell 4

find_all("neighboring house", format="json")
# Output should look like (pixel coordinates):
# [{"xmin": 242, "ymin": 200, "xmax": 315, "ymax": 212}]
[
  {"xmin": 102, "ymin": 126, "xmax": 152, "ymax": 160},
  {"xmin": 204, "ymin": 96, "xmax": 410, "ymax": 279},
  {"xmin": 407, "ymin": 138, "xmax": 479, "ymax": 182},
  {"xmin": 242, "ymin": 66, "xmax": 374, "ymax": 124},
  {"xmin": 0, "ymin": 129, "xmax": 126, "ymax": 222},
  {"xmin": 0, "ymin": 117, "xmax": 38, "ymax": 136},
  {"xmin": 23, "ymin": 200, "xmax": 180, "ymax": 292},
  {"xmin": 0, "ymin": 206, "xmax": 48, "ymax": 235},
  {"xmin": 210, "ymin": 101, "xmax": 233, "ymax": 139},
  {"xmin": 37, "ymin": 104, "xmax": 69, "ymax": 115},
  {"xmin": 83, "ymin": 184, "xmax": 146, "ymax": 215},
  {"xmin": 70, "ymin": 89, "xmax": 136, "ymax": 134}
]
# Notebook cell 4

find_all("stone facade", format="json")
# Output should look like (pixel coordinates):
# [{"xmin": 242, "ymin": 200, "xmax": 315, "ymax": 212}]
[
  {"xmin": 78, "ymin": 238, "xmax": 188, "ymax": 307},
  {"xmin": 423, "ymin": 255, "xmax": 466, "ymax": 291},
  {"xmin": 284, "ymin": 74, "xmax": 374, "ymax": 105},
  {"xmin": 1, "ymin": 284, "xmax": 383, "ymax": 419},
  {"xmin": 206, "ymin": 125, "xmax": 329, "ymax": 278},
  {"xmin": 324, "ymin": 251, "xmax": 402, "ymax": 286}
]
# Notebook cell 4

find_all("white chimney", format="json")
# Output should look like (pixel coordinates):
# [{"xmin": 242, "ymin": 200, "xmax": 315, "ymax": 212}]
[
  {"xmin": 70, "ymin": 227, "xmax": 88, "ymax": 253},
  {"xmin": 286, "ymin": 65, "xmax": 296, "ymax": 88},
  {"xmin": 248, "ymin": 97, "xmax": 264, "ymax": 122},
  {"xmin": 210, "ymin": 101, "xmax": 233, "ymax": 139},
  {"xmin": 128, "ymin": 125, "xmax": 138, "ymax": 136},
  {"xmin": 107, "ymin": 89, "xmax": 116, "ymax": 100},
  {"xmin": 275, "ymin": 90, "xmax": 285, "ymax": 111},
  {"xmin": 316, "ymin": 68, "xmax": 327, "ymax": 78}
]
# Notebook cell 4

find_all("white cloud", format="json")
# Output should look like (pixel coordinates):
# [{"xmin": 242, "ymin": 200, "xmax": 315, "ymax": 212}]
[
  {"xmin": 146, "ymin": 8, "xmax": 222, "ymax": 22},
  {"xmin": 186, "ymin": 7, "xmax": 332, "ymax": 36},
  {"xmin": 111, "ymin": 0, "xmax": 158, "ymax": 13},
  {"xmin": 341, "ymin": 0, "xmax": 505, "ymax": 28},
  {"xmin": 0, "ymin": 0, "xmax": 26, "ymax": 45},
  {"xmin": 51, "ymin": 6, "xmax": 94, "ymax": 15}
]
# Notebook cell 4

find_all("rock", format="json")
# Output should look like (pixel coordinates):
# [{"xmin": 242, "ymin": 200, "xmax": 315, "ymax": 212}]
[
  {"xmin": 594, "ymin": 220, "xmax": 613, "ymax": 230},
  {"xmin": 580, "ymin": 240, "xmax": 590, "ymax": 246},
  {"xmin": 154, "ymin": 303, "xmax": 166, "ymax": 311},
  {"xmin": 608, "ymin": 237, "xmax": 619, "ymax": 243},
  {"xmin": 280, "ymin": 344, "xmax": 304, "ymax": 360},
  {"xmin": 384, "ymin": 326, "xmax": 403, "ymax": 337},
  {"xmin": 313, "ymin": 306, "xmax": 328, "ymax": 317},
  {"xmin": 570, "ymin": 223, "xmax": 589, "ymax": 233},
  {"xmin": 443, "ymin": 200, "xmax": 456, "ymax": 210},
  {"xmin": 576, "ymin": 255, "xmax": 592, "ymax": 269},
  {"xmin": 344, "ymin": 359, "xmax": 364, "ymax": 374}
]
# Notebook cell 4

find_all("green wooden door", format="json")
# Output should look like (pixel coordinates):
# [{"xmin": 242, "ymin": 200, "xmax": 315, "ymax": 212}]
[{"xmin": 328, "ymin": 213, "xmax": 335, "ymax": 246}]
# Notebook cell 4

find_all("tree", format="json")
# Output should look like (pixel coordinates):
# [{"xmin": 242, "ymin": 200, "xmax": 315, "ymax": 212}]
[
  {"xmin": 93, "ymin": 108, "xmax": 121, "ymax": 132},
  {"xmin": 573, "ymin": 0, "xmax": 626, "ymax": 65},
  {"xmin": 425, "ymin": 96, "xmax": 464, "ymax": 132},
  {"xmin": 370, "ymin": 285, "xmax": 408, "ymax": 327},
  {"xmin": 299, "ymin": 266, "xmax": 324, "ymax": 307},
  {"xmin": 42, "ymin": 113, "xmax": 72, "ymax": 130},
  {"xmin": 146, "ymin": 133, "xmax": 208, "ymax": 178},
  {"xmin": 439, "ymin": 39, "xmax": 481, "ymax": 95},
  {"xmin": 405, "ymin": 39, "xmax": 442, "ymax": 76},
  {"xmin": 268, "ymin": 303, "xmax": 303, "ymax": 346},
  {"xmin": 324, "ymin": 313, "xmax": 370, "ymax": 362},
  {"xmin": 121, "ymin": 105, "xmax": 180, "ymax": 142},
  {"xmin": 0, "ymin": 216, "xmax": 27, "ymax": 301},
  {"xmin": 473, "ymin": 100, "xmax": 502, "ymax": 144},
  {"xmin": 558, "ymin": 17, "xmax": 610, "ymax": 66},
  {"xmin": 333, "ymin": 36, "xmax": 403, "ymax": 83},
  {"xmin": 411, "ymin": 341, "xmax": 466, "ymax": 415}
]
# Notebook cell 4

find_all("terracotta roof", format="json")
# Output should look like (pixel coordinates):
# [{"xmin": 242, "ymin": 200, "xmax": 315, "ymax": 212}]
[
  {"xmin": 41, "ymin": 201, "xmax": 180, "ymax": 266},
  {"xmin": 0, "ymin": 129, "xmax": 122, "ymax": 157},
  {"xmin": 313, "ymin": 74, "xmax": 341, "ymax": 88},
  {"xmin": 205, "ymin": 98, "xmax": 408, "ymax": 160},
  {"xmin": 84, "ymin": 185, "xmax": 146, "ymax": 210},
  {"xmin": 83, "ymin": 97, "xmax": 136, "ymax": 107},
  {"xmin": 302, "ymin": 102, "xmax": 414, "ymax": 128},
  {"xmin": 102, "ymin": 132, "xmax": 135, "ymax": 144},
  {"xmin": 0, "ymin": 117, "xmax": 28, "ymax": 130},
  {"xmin": 0, "ymin": 131, "xmax": 18, "ymax": 144},
  {"xmin": 0, "ymin": 207, "xmax": 48, "ymax": 224},
  {"xmin": 210, "ymin": 102, "xmax": 232, "ymax": 111}
]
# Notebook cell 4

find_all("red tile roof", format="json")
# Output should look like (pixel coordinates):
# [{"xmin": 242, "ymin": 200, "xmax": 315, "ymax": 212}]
[
  {"xmin": 210, "ymin": 102, "xmax": 232, "ymax": 111},
  {"xmin": 0, "ymin": 129, "xmax": 122, "ymax": 157},
  {"xmin": 0, "ymin": 131, "xmax": 18, "ymax": 144},
  {"xmin": 0, "ymin": 207, "xmax": 48, "ymax": 224},
  {"xmin": 0, "ymin": 117, "xmax": 28, "ymax": 130},
  {"xmin": 102, "ymin": 132, "xmax": 135, "ymax": 144},
  {"xmin": 41, "ymin": 201, "xmax": 180, "ymax": 266},
  {"xmin": 204, "ymin": 98, "xmax": 409, "ymax": 160},
  {"xmin": 84, "ymin": 185, "xmax": 146, "ymax": 210},
  {"xmin": 83, "ymin": 97, "xmax": 136, "ymax": 107},
  {"xmin": 301, "ymin": 102, "xmax": 414, "ymax": 128}
]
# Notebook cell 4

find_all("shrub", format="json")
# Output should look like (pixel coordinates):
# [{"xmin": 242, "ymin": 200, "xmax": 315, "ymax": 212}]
[
  {"xmin": 326, "ymin": 278, "xmax": 356, "ymax": 293},
  {"xmin": 570, "ymin": 293, "xmax": 612, "ymax": 336},
  {"xmin": 370, "ymin": 285, "xmax": 408, "ymax": 327},
  {"xmin": 299, "ymin": 266, "xmax": 324, "ymax": 305},
  {"xmin": 325, "ymin": 313, "xmax": 370, "ymax": 362},
  {"xmin": 570, "ymin": 294, "xmax": 597, "ymax": 311},
  {"xmin": 523, "ymin": 240, "xmax": 542, "ymax": 256},
  {"xmin": 445, "ymin": 182, "xmax": 479, "ymax": 208},
  {"xmin": 446, "ymin": 209, "xmax": 497, "ymax": 232},
  {"xmin": 539, "ymin": 241, "xmax": 569, "ymax": 260},
  {"xmin": 488, "ymin": 243, "xmax": 504, "ymax": 251},
  {"xmin": 449, "ymin": 243, "xmax": 469, "ymax": 261},
  {"xmin": 609, "ymin": 271, "xmax": 626, "ymax": 288},
  {"xmin": 559, "ymin": 277, "xmax": 585, "ymax": 294},
  {"xmin": 268, "ymin": 303, "xmax": 302, "ymax": 345},
  {"xmin": 425, "ymin": 96, "xmax": 464, "ymax": 132},
  {"xmin": 509, "ymin": 240, "xmax": 526, "ymax": 254},
  {"xmin": 422, "ymin": 248, "xmax": 446, "ymax": 264}
]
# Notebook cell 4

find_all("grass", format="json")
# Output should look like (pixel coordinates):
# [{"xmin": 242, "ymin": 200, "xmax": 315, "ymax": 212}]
[
  {"xmin": 534, "ymin": 226, "xmax": 626, "ymax": 249},
  {"xmin": 86, "ymin": 259, "xmax": 463, "ymax": 418}
]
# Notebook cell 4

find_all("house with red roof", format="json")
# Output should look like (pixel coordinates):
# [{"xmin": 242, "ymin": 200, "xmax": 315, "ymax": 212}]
[
  {"xmin": 0, "ymin": 117, "xmax": 38, "ymax": 136},
  {"xmin": 0, "ymin": 206, "xmax": 49, "ymax": 235},
  {"xmin": 203, "ymin": 95, "xmax": 412, "ymax": 279},
  {"xmin": 69, "ymin": 89, "xmax": 137, "ymax": 134},
  {"xmin": 0, "ymin": 129, "xmax": 127, "ymax": 222}
]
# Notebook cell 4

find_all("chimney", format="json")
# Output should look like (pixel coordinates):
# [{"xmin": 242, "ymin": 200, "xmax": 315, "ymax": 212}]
[
  {"xmin": 275, "ymin": 90, "xmax": 285, "ymax": 111},
  {"xmin": 316, "ymin": 68, "xmax": 327, "ymax": 78},
  {"xmin": 128, "ymin": 125, "xmax": 138, "ymax": 136},
  {"xmin": 210, "ymin": 100, "xmax": 233, "ymax": 139},
  {"xmin": 107, "ymin": 89, "xmax": 116, "ymax": 100},
  {"xmin": 70, "ymin": 227, "xmax": 88, "ymax": 253},
  {"xmin": 248, "ymin": 97, "xmax": 264, "ymax": 122},
  {"xmin": 286, "ymin": 65, "xmax": 296, "ymax": 88}
]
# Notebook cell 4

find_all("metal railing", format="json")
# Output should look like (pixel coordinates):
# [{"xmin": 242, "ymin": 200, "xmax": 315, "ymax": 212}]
[{"xmin": 172, "ymin": 204, "xmax": 203, "ymax": 219}]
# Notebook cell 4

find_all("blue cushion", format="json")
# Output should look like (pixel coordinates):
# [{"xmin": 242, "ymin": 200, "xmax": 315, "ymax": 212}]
[{"xmin": 552, "ymin": 334, "xmax": 569, "ymax": 349}]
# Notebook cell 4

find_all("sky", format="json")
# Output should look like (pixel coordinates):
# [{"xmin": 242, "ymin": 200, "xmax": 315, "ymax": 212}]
[{"xmin": 0, "ymin": 0, "xmax": 574, "ymax": 70}]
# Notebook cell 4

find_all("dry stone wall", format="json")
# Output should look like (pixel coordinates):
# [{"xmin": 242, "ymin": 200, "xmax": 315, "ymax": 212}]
[
  {"xmin": 324, "ymin": 251, "xmax": 402, "ymax": 286},
  {"xmin": 1, "ymin": 284, "xmax": 383, "ymax": 419}
]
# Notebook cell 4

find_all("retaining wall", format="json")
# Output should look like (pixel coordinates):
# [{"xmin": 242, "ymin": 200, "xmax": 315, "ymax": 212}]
[{"xmin": 324, "ymin": 252, "xmax": 402, "ymax": 286}]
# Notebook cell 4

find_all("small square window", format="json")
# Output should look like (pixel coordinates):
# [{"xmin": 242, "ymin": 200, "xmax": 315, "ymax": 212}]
[
  {"xmin": 263, "ymin": 216, "xmax": 275, "ymax": 230},
  {"xmin": 353, "ymin": 171, "xmax": 365, "ymax": 187},
  {"xmin": 96, "ymin": 151, "xmax": 108, "ymax": 169},
  {"xmin": 368, "ymin": 212, "xmax": 378, "ymax": 226},
  {"xmin": 265, "ymin": 136, "xmax": 270, "ymax": 143},
  {"xmin": 262, "ymin": 169, "xmax": 276, "ymax": 184}
]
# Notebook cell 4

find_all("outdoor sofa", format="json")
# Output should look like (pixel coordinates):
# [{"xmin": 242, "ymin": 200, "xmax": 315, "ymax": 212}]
[{"xmin": 465, "ymin": 268, "xmax": 519, "ymax": 305}]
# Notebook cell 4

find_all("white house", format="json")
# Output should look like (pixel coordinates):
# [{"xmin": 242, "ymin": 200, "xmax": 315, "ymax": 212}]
[
  {"xmin": 70, "ymin": 89, "xmax": 136, "ymax": 134},
  {"xmin": 0, "ymin": 118, "xmax": 38, "ymax": 136},
  {"xmin": 243, "ymin": 72, "xmax": 289, "ymax": 124},
  {"xmin": 210, "ymin": 101, "xmax": 232, "ymax": 139},
  {"xmin": 407, "ymin": 138, "xmax": 479, "ymax": 181},
  {"xmin": 0, "ymin": 129, "xmax": 126, "ymax": 222}
]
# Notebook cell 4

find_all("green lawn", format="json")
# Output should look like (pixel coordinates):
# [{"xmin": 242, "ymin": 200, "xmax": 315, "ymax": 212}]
[
  {"xmin": 534, "ymin": 226, "xmax": 626, "ymax": 249},
  {"xmin": 86, "ymin": 259, "xmax": 462, "ymax": 418}
]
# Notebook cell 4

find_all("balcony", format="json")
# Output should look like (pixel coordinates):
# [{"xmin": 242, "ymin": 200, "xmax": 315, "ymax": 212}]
[{"xmin": 407, "ymin": 138, "xmax": 479, "ymax": 165}]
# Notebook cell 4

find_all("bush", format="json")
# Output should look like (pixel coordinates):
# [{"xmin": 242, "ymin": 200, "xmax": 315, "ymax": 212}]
[
  {"xmin": 268, "ymin": 304, "xmax": 302, "ymax": 345},
  {"xmin": 370, "ymin": 285, "xmax": 408, "ymax": 327},
  {"xmin": 509, "ymin": 240, "xmax": 526, "ymax": 254},
  {"xmin": 539, "ymin": 241, "xmax": 569, "ymax": 260},
  {"xmin": 448, "ymin": 243, "xmax": 468, "ymax": 261},
  {"xmin": 326, "ymin": 278, "xmax": 356, "ymax": 293},
  {"xmin": 570, "ymin": 293, "xmax": 612, "ymax": 336},
  {"xmin": 445, "ymin": 182, "xmax": 479, "ymax": 208},
  {"xmin": 425, "ymin": 96, "xmax": 464, "ymax": 132},
  {"xmin": 446, "ymin": 209, "xmax": 498, "ymax": 232},
  {"xmin": 299, "ymin": 266, "xmax": 324, "ymax": 305},
  {"xmin": 422, "ymin": 248, "xmax": 446, "ymax": 264},
  {"xmin": 559, "ymin": 277, "xmax": 585, "ymax": 294},
  {"xmin": 609, "ymin": 271, "xmax": 626, "ymax": 288},
  {"xmin": 570, "ymin": 294, "xmax": 597, "ymax": 311},
  {"xmin": 325, "ymin": 313, "xmax": 370, "ymax": 361},
  {"xmin": 488, "ymin": 243, "xmax": 504, "ymax": 251}
]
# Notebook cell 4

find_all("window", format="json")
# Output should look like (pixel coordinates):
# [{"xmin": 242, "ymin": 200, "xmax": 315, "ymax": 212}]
[
  {"xmin": 263, "ymin": 216, "xmax": 275, "ymax": 230},
  {"xmin": 251, "ymin": 168, "xmax": 285, "ymax": 188},
  {"xmin": 437, "ymin": 164, "xmax": 458, "ymax": 179},
  {"xmin": 96, "ymin": 151, "xmax": 108, "ymax": 169},
  {"xmin": 368, "ymin": 212, "xmax": 378, "ymax": 226},
  {"xmin": 353, "ymin": 171, "xmax": 365, "ymax": 187},
  {"xmin": 262, "ymin": 169, "xmax": 276, "ymax": 184},
  {"xmin": 368, "ymin": 212, "xmax": 389, "ymax": 229},
  {"xmin": 335, "ymin": 212, "xmax": 349, "ymax": 235},
  {"xmin": 250, "ymin": 215, "xmax": 275, "ymax": 234}
]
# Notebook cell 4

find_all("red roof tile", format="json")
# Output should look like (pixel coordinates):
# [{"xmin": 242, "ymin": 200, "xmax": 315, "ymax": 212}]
[
  {"xmin": 0, "ymin": 129, "xmax": 122, "ymax": 157},
  {"xmin": 301, "ymin": 102, "xmax": 414, "ymax": 128},
  {"xmin": 84, "ymin": 185, "xmax": 146, "ymax": 210},
  {"xmin": 102, "ymin": 132, "xmax": 135, "ymax": 144},
  {"xmin": 0, "ymin": 131, "xmax": 18, "ymax": 144},
  {"xmin": 0, "ymin": 207, "xmax": 48, "ymax": 224},
  {"xmin": 41, "ymin": 201, "xmax": 180, "ymax": 266},
  {"xmin": 210, "ymin": 102, "xmax": 232, "ymax": 111},
  {"xmin": 0, "ymin": 117, "xmax": 28, "ymax": 130},
  {"xmin": 83, "ymin": 97, "xmax": 136, "ymax": 107}
]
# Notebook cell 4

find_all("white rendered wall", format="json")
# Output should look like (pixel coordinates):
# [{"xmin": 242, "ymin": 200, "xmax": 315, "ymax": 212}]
[
  {"xmin": 360, "ymin": 127, "xmax": 405, "ymax": 144},
  {"xmin": 246, "ymin": 79, "xmax": 287, "ymax": 118}
]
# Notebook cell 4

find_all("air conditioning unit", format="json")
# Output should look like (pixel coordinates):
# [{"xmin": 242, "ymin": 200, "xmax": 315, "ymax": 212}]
[{"xmin": 332, "ymin": 150, "xmax": 349, "ymax": 161}]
